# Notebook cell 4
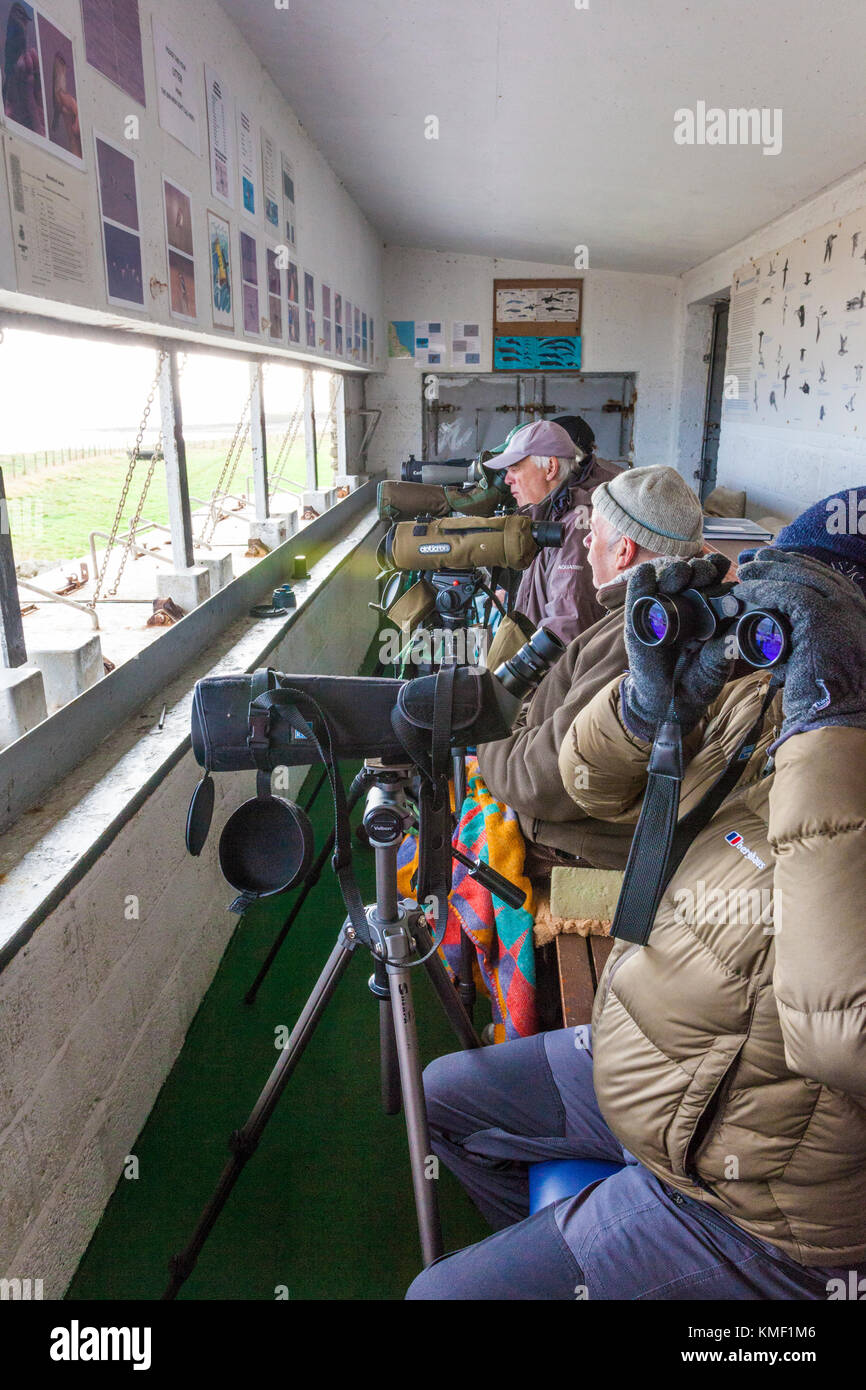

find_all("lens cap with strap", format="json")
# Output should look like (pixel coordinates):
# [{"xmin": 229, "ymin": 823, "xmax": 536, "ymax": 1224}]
[{"xmin": 219, "ymin": 768, "xmax": 314, "ymax": 912}]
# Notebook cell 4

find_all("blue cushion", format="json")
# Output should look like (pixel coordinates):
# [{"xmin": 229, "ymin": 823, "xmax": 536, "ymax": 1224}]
[{"xmin": 528, "ymin": 1157, "xmax": 625, "ymax": 1213}]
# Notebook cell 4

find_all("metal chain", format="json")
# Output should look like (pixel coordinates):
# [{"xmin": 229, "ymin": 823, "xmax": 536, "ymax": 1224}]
[
  {"xmin": 271, "ymin": 402, "xmax": 304, "ymax": 477},
  {"xmin": 92, "ymin": 349, "xmax": 168, "ymax": 603},
  {"xmin": 196, "ymin": 368, "xmax": 261, "ymax": 548},
  {"xmin": 316, "ymin": 372, "xmax": 340, "ymax": 451},
  {"xmin": 106, "ymin": 353, "xmax": 188, "ymax": 597}
]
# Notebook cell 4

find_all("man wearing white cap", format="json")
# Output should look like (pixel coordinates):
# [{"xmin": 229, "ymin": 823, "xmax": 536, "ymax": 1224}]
[{"xmin": 485, "ymin": 419, "xmax": 622, "ymax": 646}]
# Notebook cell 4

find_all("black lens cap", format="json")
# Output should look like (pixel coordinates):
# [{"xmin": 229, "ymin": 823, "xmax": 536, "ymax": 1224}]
[
  {"xmin": 219, "ymin": 795, "xmax": 314, "ymax": 898},
  {"xmin": 186, "ymin": 772, "xmax": 215, "ymax": 857}
]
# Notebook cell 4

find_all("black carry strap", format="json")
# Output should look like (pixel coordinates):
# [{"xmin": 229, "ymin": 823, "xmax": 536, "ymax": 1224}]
[
  {"xmin": 390, "ymin": 664, "xmax": 458, "ymax": 956},
  {"xmin": 611, "ymin": 672, "xmax": 781, "ymax": 947}
]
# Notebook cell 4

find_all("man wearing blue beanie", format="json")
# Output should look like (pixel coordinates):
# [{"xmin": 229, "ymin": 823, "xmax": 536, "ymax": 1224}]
[{"xmin": 409, "ymin": 485, "xmax": 866, "ymax": 1302}]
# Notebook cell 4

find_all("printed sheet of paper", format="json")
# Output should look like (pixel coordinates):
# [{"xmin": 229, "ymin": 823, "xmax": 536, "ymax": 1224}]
[
  {"xmin": 281, "ymin": 153, "xmax": 296, "ymax": 251},
  {"xmin": 207, "ymin": 209, "xmax": 233, "ymax": 329},
  {"xmin": 0, "ymin": 5, "xmax": 85, "ymax": 168},
  {"xmin": 152, "ymin": 19, "xmax": 200, "ymax": 155},
  {"xmin": 240, "ymin": 229, "xmax": 260, "ymax": 336},
  {"xmin": 163, "ymin": 177, "xmax": 196, "ymax": 322},
  {"xmin": 495, "ymin": 286, "xmax": 581, "ymax": 323},
  {"xmin": 452, "ymin": 321, "xmax": 481, "ymax": 367},
  {"xmin": 238, "ymin": 108, "xmax": 257, "ymax": 218},
  {"xmin": 261, "ymin": 129, "xmax": 280, "ymax": 230},
  {"xmin": 94, "ymin": 130, "xmax": 143, "ymax": 308},
  {"xmin": 81, "ymin": 0, "xmax": 146, "ymax": 106},
  {"xmin": 414, "ymin": 320, "xmax": 446, "ymax": 366},
  {"xmin": 5, "ymin": 134, "xmax": 91, "ymax": 296},
  {"xmin": 205, "ymin": 66, "xmax": 234, "ymax": 207}
]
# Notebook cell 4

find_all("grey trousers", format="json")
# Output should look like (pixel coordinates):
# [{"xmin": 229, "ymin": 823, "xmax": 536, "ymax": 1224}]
[{"xmin": 406, "ymin": 1027, "xmax": 851, "ymax": 1300}]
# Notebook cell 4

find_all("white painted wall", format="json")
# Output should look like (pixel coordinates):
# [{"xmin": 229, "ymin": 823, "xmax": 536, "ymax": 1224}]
[
  {"xmin": 366, "ymin": 247, "xmax": 682, "ymax": 477},
  {"xmin": 0, "ymin": 523, "xmax": 381, "ymax": 1296},
  {"xmin": 0, "ymin": 0, "xmax": 384, "ymax": 369},
  {"xmin": 676, "ymin": 163, "xmax": 866, "ymax": 520}
]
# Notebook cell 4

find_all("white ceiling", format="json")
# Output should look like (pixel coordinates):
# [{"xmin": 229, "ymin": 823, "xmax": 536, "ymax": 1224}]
[{"xmin": 220, "ymin": 0, "xmax": 866, "ymax": 275}]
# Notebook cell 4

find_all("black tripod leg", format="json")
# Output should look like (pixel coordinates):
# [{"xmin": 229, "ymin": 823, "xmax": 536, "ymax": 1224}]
[
  {"xmin": 163, "ymin": 929, "xmax": 358, "ymax": 1300},
  {"xmin": 370, "ymin": 958, "xmax": 401, "ymax": 1114},
  {"xmin": 416, "ymin": 920, "xmax": 482, "ymax": 1050},
  {"xmin": 457, "ymin": 928, "xmax": 478, "ymax": 1023},
  {"xmin": 386, "ymin": 952, "xmax": 444, "ymax": 1266},
  {"xmin": 244, "ymin": 828, "xmax": 336, "ymax": 1005}
]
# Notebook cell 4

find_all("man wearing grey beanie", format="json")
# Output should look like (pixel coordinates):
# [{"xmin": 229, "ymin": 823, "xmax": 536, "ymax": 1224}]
[{"xmin": 478, "ymin": 463, "xmax": 708, "ymax": 881}]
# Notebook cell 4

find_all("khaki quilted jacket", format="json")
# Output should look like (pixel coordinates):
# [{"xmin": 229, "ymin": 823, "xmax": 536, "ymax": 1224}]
[{"xmin": 559, "ymin": 672, "xmax": 866, "ymax": 1266}]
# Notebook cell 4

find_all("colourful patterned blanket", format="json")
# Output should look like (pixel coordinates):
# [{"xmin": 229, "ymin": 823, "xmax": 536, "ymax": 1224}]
[{"xmin": 396, "ymin": 760, "xmax": 538, "ymax": 1041}]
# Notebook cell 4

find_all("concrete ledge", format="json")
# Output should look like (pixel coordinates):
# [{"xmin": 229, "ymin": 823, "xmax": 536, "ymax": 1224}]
[
  {"xmin": 302, "ymin": 488, "xmax": 338, "ymax": 514},
  {"xmin": 0, "ymin": 666, "xmax": 47, "ymax": 749},
  {"xmin": 248, "ymin": 513, "xmax": 299, "ymax": 550},
  {"xmin": 29, "ymin": 635, "xmax": 103, "ymax": 715},
  {"xmin": 156, "ymin": 566, "xmax": 211, "ymax": 612},
  {"xmin": 193, "ymin": 551, "xmax": 234, "ymax": 594}
]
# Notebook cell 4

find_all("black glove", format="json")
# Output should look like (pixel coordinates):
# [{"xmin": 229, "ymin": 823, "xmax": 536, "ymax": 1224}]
[
  {"xmin": 733, "ymin": 549, "xmax": 866, "ymax": 746},
  {"xmin": 621, "ymin": 551, "xmax": 735, "ymax": 741}
]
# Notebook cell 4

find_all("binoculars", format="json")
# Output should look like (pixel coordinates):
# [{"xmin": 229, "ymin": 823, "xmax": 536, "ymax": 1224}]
[{"xmin": 630, "ymin": 583, "xmax": 790, "ymax": 669}]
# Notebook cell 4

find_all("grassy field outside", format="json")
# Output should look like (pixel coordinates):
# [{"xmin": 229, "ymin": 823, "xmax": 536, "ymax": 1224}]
[{"xmin": 3, "ymin": 435, "xmax": 319, "ymax": 568}]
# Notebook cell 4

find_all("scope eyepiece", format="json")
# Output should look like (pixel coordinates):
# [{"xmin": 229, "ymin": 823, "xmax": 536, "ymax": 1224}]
[{"xmin": 530, "ymin": 521, "xmax": 565, "ymax": 550}]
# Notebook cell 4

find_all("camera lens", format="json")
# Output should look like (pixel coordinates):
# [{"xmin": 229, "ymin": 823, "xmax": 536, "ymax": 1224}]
[
  {"xmin": 736, "ymin": 611, "xmax": 789, "ymax": 668},
  {"xmin": 494, "ymin": 627, "xmax": 565, "ymax": 698},
  {"xmin": 631, "ymin": 595, "xmax": 677, "ymax": 647}
]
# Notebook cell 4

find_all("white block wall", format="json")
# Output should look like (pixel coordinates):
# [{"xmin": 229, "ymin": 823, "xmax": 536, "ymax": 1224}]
[
  {"xmin": 366, "ymin": 247, "xmax": 682, "ymax": 477},
  {"xmin": 0, "ymin": 531, "xmax": 381, "ymax": 1297}
]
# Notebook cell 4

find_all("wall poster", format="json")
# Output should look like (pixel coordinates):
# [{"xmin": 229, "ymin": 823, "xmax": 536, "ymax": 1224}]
[
  {"xmin": 0, "ymin": 4, "xmax": 84, "ymax": 166},
  {"xmin": 163, "ymin": 176, "xmax": 196, "ymax": 321},
  {"xmin": 205, "ymin": 65, "xmax": 234, "ymax": 207},
  {"xmin": 94, "ymin": 130, "xmax": 143, "ymax": 308},
  {"xmin": 207, "ymin": 209, "xmax": 233, "ymax": 329},
  {"xmin": 80, "ymin": 0, "xmax": 145, "ymax": 106},
  {"xmin": 152, "ymin": 19, "xmax": 200, "ymax": 155}
]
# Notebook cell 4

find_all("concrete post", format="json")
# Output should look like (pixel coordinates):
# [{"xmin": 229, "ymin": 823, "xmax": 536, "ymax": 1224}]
[
  {"xmin": 159, "ymin": 349, "xmax": 195, "ymax": 570},
  {"xmin": 249, "ymin": 360, "xmax": 270, "ymax": 523},
  {"xmin": 0, "ymin": 468, "xmax": 26, "ymax": 669},
  {"xmin": 303, "ymin": 368, "xmax": 318, "ymax": 492}
]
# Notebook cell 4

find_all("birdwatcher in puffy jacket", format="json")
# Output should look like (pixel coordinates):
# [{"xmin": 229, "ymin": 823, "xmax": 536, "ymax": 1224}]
[{"xmin": 406, "ymin": 487, "xmax": 866, "ymax": 1300}]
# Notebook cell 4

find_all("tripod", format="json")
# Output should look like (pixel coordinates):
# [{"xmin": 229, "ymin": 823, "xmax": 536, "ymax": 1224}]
[
  {"xmin": 429, "ymin": 568, "xmax": 505, "ymax": 1019},
  {"xmin": 163, "ymin": 764, "xmax": 483, "ymax": 1299}
]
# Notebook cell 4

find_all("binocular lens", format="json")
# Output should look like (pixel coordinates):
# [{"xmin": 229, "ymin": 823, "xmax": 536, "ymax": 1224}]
[
  {"xmin": 737, "ymin": 612, "xmax": 788, "ymax": 668},
  {"xmin": 632, "ymin": 596, "xmax": 676, "ymax": 647},
  {"xmin": 646, "ymin": 601, "xmax": 671, "ymax": 643}
]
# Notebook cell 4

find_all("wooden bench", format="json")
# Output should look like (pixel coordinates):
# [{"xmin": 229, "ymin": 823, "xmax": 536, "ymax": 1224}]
[{"xmin": 555, "ymin": 933, "xmax": 615, "ymax": 1026}]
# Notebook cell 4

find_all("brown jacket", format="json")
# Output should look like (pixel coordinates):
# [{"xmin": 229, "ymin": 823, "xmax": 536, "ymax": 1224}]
[
  {"xmin": 559, "ymin": 672, "xmax": 866, "ymax": 1266},
  {"xmin": 477, "ymin": 579, "xmax": 632, "ymax": 866},
  {"xmin": 513, "ymin": 457, "xmax": 623, "ymax": 647}
]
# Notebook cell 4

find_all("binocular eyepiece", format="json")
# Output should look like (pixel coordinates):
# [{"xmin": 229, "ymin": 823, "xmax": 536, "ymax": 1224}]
[{"xmin": 630, "ymin": 584, "xmax": 790, "ymax": 669}]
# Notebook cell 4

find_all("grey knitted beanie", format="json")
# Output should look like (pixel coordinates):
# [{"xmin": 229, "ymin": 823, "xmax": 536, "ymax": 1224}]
[{"xmin": 591, "ymin": 465, "xmax": 703, "ymax": 557}]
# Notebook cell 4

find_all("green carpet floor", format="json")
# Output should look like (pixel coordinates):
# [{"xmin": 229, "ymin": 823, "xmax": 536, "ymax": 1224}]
[{"xmin": 67, "ymin": 757, "xmax": 489, "ymax": 1301}]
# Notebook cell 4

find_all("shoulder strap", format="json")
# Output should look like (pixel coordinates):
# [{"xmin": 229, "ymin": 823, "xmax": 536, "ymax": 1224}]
[{"xmin": 611, "ymin": 675, "xmax": 780, "ymax": 947}]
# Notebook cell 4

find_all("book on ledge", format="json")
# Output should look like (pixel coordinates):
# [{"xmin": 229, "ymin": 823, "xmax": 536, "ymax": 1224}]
[{"xmin": 702, "ymin": 517, "xmax": 774, "ymax": 541}]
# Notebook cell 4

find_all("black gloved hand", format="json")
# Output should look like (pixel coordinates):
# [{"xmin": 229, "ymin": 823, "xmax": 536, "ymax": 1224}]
[
  {"xmin": 733, "ymin": 548, "xmax": 866, "ymax": 746},
  {"xmin": 621, "ymin": 551, "xmax": 735, "ymax": 741}
]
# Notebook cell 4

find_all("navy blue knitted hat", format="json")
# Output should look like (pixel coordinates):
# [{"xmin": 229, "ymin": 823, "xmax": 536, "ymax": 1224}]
[{"xmin": 772, "ymin": 487, "xmax": 866, "ymax": 594}]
